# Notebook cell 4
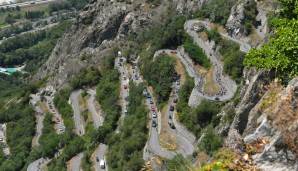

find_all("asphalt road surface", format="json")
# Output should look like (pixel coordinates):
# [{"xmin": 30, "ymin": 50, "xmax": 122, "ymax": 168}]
[
  {"xmin": 67, "ymin": 152, "xmax": 84, "ymax": 171},
  {"xmin": 30, "ymin": 94, "xmax": 45, "ymax": 147},
  {"xmin": 27, "ymin": 158, "xmax": 50, "ymax": 171},
  {"xmin": 0, "ymin": 124, "xmax": 10, "ymax": 156},
  {"xmin": 45, "ymin": 95, "xmax": 65, "ymax": 134},
  {"xmin": 115, "ymin": 57, "xmax": 130, "ymax": 133},
  {"xmin": 92, "ymin": 144, "xmax": 108, "ymax": 171},
  {"xmin": 87, "ymin": 89, "xmax": 104, "ymax": 128},
  {"xmin": 70, "ymin": 90, "xmax": 86, "ymax": 136}
]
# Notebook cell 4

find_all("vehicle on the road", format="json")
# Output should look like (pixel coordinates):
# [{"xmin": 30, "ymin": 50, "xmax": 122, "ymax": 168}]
[
  {"xmin": 168, "ymin": 121, "xmax": 176, "ymax": 129},
  {"xmin": 173, "ymin": 98, "xmax": 178, "ymax": 103},
  {"xmin": 152, "ymin": 120, "xmax": 157, "ymax": 127},
  {"xmin": 100, "ymin": 159, "xmax": 106, "ymax": 169},
  {"xmin": 150, "ymin": 100, "xmax": 153, "ymax": 104},
  {"xmin": 170, "ymin": 105, "xmax": 174, "ymax": 111},
  {"xmin": 96, "ymin": 157, "xmax": 99, "ymax": 162},
  {"xmin": 124, "ymin": 85, "xmax": 128, "ymax": 89},
  {"xmin": 143, "ymin": 90, "xmax": 147, "ymax": 96},
  {"xmin": 152, "ymin": 112, "xmax": 157, "ymax": 118},
  {"xmin": 147, "ymin": 94, "xmax": 151, "ymax": 99},
  {"xmin": 215, "ymin": 97, "xmax": 220, "ymax": 101}
]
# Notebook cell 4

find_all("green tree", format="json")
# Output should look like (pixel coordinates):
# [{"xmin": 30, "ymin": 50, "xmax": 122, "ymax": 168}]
[
  {"xmin": 5, "ymin": 14, "xmax": 15, "ymax": 25},
  {"xmin": 244, "ymin": 16, "xmax": 298, "ymax": 80},
  {"xmin": 198, "ymin": 126, "xmax": 222, "ymax": 155}
]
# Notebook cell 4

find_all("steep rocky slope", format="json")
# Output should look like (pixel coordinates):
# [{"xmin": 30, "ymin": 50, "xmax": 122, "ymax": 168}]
[
  {"xmin": 31, "ymin": 0, "xmax": 297, "ymax": 170},
  {"xmin": 34, "ymin": 0, "xmax": 207, "ymax": 89}
]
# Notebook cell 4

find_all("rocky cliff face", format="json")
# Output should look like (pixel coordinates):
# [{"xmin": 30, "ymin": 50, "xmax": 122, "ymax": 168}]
[
  {"xmin": 224, "ymin": 74, "xmax": 298, "ymax": 170},
  {"xmin": 34, "ymin": 0, "xmax": 206, "ymax": 88},
  {"xmin": 34, "ymin": 0, "xmax": 150, "ymax": 88}
]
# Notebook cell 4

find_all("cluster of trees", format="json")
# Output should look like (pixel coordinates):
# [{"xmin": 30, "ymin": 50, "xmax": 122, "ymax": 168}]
[
  {"xmin": 54, "ymin": 88, "xmax": 74, "ymax": 132},
  {"xmin": 0, "ymin": 21, "xmax": 71, "ymax": 72},
  {"xmin": 176, "ymin": 76, "xmax": 221, "ymax": 137},
  {"xmin": 48, "ymin": 0, "xmax": 89, "ymax": 13},
  {"xmin": 136, "ymin": 14, "xmax": 186, "ymax": 56},
  {"xmin": 47, "ymin": 136, "xmax": 84, "ymax": 171},
  {"xmin": 0, "ymin": 21, "xmax": 32, "ymax": 39},
  {"xmin": 205, "ymin": 29, "xmax": 221, "ymax": 45},
  {"xmin": 4, "ymin": 12, "xmax": 21, "ymax": 25},
  {"xmin": 70, "ymin": 66, "xmax": 101, "ymax": 89},
  {"xmin": 166, "ymin": 155, "xmax": 193, "ymax": 171},
  {"xmin": 24, "ymin": 11, "xmax": 45, "ymax": 20},
  {"xmin": 219, "ymin": 39, "xmax": 245, "ymax": 82},
  {"xmin": 0, "ymin": 31, "xmax": 46, "ymax": 53},
  {"xmin": 0, "ymin": 95, "xmax": 35, "ymax": 170},
  {"xmin": 142, "ymin": 54, "xmax": 176, "ymax": 106},
  {"xmin": 94, "ymin": 66, "xmax": 121, "ymax": 143},
  {"xmin": 0, "ymin": 6, "xmax": 20, "ymax": 13},
  {"xmin": 0, "ymin": 75, "xmax": 24, "ymax": 109},
  {"xmin": 198, "ymin": 126, "xmax": 222, "ymax": 155},
  {"xmin": 183, "ymin": 34, "xmax": 211, "ymax": 68},
  {"xmin": 204, "ymin": 29, "xmax": 244, "ymax": 81},
  {"xmin": 38, "ymin": 113, "xmax": 61, "ymax": 158},
  {"xmin": 195, "ymin": 0, "xmax": 237, "ymax": 25},
  {"xmin": 107, "ymin": 83, "xmax": 148, "ymax": 171},
  {"xmin": 245, "ymin": 0, "xmax": 298, "ymax": 82},
  {"xmin": 242, "ymin": 0, "xmax": 258, "ymax": 35},
  {"xmin": 145, "ymin": 0, "xmax": 162, "ymax": 5}
]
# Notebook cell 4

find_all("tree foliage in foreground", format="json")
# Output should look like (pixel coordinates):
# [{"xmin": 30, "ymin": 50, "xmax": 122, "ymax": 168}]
[{"xmin": 244, "ymin": 0, "xmax": 298, "ymax": 81}]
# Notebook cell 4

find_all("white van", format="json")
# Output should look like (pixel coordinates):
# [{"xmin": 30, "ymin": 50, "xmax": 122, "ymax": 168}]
[{"xmin": 100, "ymin": 159, "xmax": 105, "ymax": 169}]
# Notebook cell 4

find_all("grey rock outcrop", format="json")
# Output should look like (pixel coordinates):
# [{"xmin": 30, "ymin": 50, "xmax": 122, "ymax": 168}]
[
  {"xmin": 34, "ymin": 0, "xmax": 207, "ymax": 89},
  {"xmin": 227, "ymin": 76, "xmax": 298, "ymax": 171},
  {"xmin": 34, "ymin": 0, "xmax": 153, "ymax": 88},
  {"xmin": 226, "ymin": 0, "xmax": 256, "ymax": 37}
]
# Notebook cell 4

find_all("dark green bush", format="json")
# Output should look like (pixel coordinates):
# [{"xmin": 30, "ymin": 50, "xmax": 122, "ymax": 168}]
[
  {"xmin": 183, "ymin": 35, "xmax": 211, "ymax": 68},
  {"xmin": 195, "ymin": 0, "xmax": 237, "ymax": 25},
  {"xmin": 198, "ymin": 126, "xmax": 222, "ymax": 155},
  {"xmin": 142, "ymin": 54, "xmax": 176, "ymax": 106},
  {"xmin": 107, "ymin": 83, "xmax": 148, "ymax": 171}
]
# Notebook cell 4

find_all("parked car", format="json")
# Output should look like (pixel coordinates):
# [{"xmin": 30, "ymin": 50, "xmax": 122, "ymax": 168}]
[
  {"xmin": 152, "ymin": 112, "xmax": 157, "ymax": 118},
  {"xmin": 173, "ymin": 98, "xmax": 178, "ymax": 103},
  {"xmin": 168, "ymin": 121, "xmax": 176, "ymax": 129},
  {"xmin": 150, "ymin": 100, "xmax": 154, "ymax": 104},
  {"xmin": 100, "ymin": 159, "xmax": 106, "ymax": 169},
  {"xmin": 170, "ymin": 105, "xmax": 174, "ymax": 111},
  {"xmin": 152, "ymin": 120, "xmax": 157, "ymax": 127}
]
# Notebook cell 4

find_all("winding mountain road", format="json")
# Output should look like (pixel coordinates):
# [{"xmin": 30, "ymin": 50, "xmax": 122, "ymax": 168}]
[
  {"xmin": 70, "ymin": 90, "xmax": 86, "ymax": 136},
  {"xmin": 92, "ymin": 144, "xmax": 108, "ymax": 171},
  {"xmin": 27, "ymin": 158, "xmax": 51, "ymax": 171},
  {"xmin": 115, "ymin": 57, "xmax": 130, "ymax": 133},
  {"xmin": 0, "ymin": 123, "xmax": 10, "ymax": 156},
  {"xmin": 30, "ymin": 94, "xmax": 45, "ymax": 147},
  {"xmin": 67, "ymin": 152, "xmax": 84, "ymax": 171},
  {"xmin": 87, "ymin": 89, "xmax": 104, "ymax": 128}
]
